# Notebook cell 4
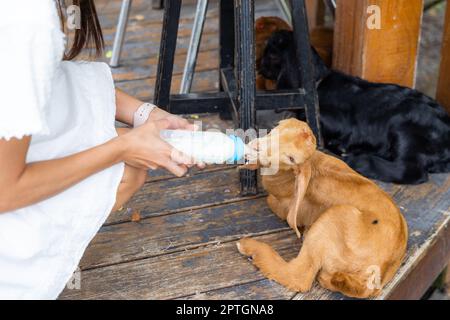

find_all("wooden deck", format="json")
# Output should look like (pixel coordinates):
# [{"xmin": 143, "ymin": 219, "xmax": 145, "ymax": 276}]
[{"xmin": 59, "ymin": 0, "xmax": 450, "ymax": 300}]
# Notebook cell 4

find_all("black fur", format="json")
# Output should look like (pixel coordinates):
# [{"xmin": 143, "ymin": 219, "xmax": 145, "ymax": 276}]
[{"xmin": 260, "ymin": 30, "xmax": 450, "ymax": 184}]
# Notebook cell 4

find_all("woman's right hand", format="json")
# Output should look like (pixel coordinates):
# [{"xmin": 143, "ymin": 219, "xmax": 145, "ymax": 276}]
[{"xmin": 118, "ymin": 119, "xmax": 194, "ymax": 177}]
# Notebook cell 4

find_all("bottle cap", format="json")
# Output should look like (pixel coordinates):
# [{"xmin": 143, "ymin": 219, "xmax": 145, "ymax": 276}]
[{"xmin": 228, "ymin": 135, "xmax": 245, "ymax": 162}]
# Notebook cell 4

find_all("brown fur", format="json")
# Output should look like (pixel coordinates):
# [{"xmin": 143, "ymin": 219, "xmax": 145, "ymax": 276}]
[
  {"xmin": 237, "ymin": 119, "xmax": 408, "ymax": 298},
  {"xmin": 255, "ymin": 17, "xmax": 292, "ymax": 91},
  {"xmin": 255, "ymin": 17, "xmax": 334, "ymax": 91}
]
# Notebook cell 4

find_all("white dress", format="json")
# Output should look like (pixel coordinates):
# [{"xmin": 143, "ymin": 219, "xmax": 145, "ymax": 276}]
[{"xmin": 0, "ymin": 0, "xmax": 124, "ymax": 299}]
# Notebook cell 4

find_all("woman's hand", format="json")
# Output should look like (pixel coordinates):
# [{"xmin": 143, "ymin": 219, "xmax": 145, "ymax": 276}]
[
  {"xmin": 147, "ymin": 107, "xmax": 198, "ymax": 131},
  {"xmin": 114, "ymin": 89, "xmax": 205, "ymax": 171},
  {"xmin": 118, "ymin": 119, "xmax": 195, "ymax": 177},
  {"xmin": 147, "ymin": 107, "xmax": 206, "ymax": 169}
]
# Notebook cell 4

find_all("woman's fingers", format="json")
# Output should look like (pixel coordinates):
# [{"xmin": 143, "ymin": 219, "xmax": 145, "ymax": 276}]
[
  {"xmin": 148, "ymin": 162, "xmax": 159, "ymax": 170},
  {"xmin": 161, "ymin": 160, "xmax": 188, "ymax": 177},
  {"xmin": 196, "ymin": 162, "xmax": 206, "ymax": 169},
  {"xmin": 170, "ymin": 149, "xmax": 196, "ymax": 166},
  {"xmin": 123, "ymin": 116, "xmax": 200, "ymax": 177}
]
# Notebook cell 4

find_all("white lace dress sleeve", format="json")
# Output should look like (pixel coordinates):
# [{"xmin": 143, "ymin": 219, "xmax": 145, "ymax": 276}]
[{"xmin": 0, "ymin": 2, "xmax": 65, "ymax": 140}]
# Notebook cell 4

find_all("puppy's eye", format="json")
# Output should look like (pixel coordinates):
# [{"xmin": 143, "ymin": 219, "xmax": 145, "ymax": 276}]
[{"xmin": 288, "ymin": 156, "xmax": 296, "ymax": 164}]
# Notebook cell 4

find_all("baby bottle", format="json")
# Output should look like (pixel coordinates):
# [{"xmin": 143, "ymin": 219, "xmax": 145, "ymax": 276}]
[{"xmin": 160, "ymin": 130, "xmax": 246, "ymax": 164}]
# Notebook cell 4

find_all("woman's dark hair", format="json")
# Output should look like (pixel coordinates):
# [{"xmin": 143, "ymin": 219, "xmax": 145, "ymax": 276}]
[{"xmin": 57, "ymin": 0, "xmax": 104, "ymax": 60}]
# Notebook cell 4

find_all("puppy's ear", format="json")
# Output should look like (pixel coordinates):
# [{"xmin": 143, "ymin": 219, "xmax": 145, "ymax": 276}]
[{"xmin": 287, "ymin": 161, "xmax": 312, "ymax": 238}]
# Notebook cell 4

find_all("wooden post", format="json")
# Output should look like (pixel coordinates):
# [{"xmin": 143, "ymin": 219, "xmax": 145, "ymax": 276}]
[
  {"xmin": 305, "ymin": 0, "xmax": 326, "ymax": 29},
  {"xmin": 333, "ymin": 0, "xmax": 424, "ymax": 88},
  {"xmin": 437, "ymin": 2, "xmax": 450, "ymax": 113}
]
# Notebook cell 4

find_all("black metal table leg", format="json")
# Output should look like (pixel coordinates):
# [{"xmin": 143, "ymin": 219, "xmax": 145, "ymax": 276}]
[
  {"xmin": 235, "ymin": 0, "xmax": 258, "ymax": 195},
  {"xmin": 154, "ymin": 0, "xmax": 182, "ymax": 110},
  {"xmin": 291, "ymin": 0, "xmax": 323, "ymax": 148},
  {"xmin": 218, "ymin": 0, "xmax": 235, "ymax": 120},
  {"xmin": 151, "ymin": 0, "xmax": 319, "ymax": 196},
  {"xmin": 152, "ymin": 0, "xmax": 164, "ymax": 10}
]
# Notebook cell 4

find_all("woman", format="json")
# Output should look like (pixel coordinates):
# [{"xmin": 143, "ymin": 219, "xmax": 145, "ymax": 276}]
[{"xmin": 0, "ymin": 0, "xmax": 196, "ymax": 299}]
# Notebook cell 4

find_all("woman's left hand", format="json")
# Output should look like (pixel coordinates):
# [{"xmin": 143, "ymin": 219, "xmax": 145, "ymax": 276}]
[
  {"xmin": 147, "ymin": 107, "xmax": 205, "ymax": 169},
  {"xmin": 148, "ymin": 107, "xmax": 198, "ymax": 131},
  {"xmin": 114, "ymin": 89, "xmax": 205, "ymax": 169}
]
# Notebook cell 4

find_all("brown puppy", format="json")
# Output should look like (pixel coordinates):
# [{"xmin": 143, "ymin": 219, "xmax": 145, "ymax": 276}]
[
  {"xmin": 255, "ymin": 17, "xmax": 334, "ymax": 90},
  {"xmin": 255, "ymin": 17, "xmax": 292, "ymax": 91},
  {"xmin": 237, "ymin": 119, "xmax": 408, "ymax": 298},
  {"xmin": 256, "ymin": 17, "xmax": 292, "ymax": 68}
]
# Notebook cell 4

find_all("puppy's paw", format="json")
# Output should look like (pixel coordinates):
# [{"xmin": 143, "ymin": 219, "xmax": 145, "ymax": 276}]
[{"xmin": 237, "ymin": 238, "xmax": 261, "ymax": 257}]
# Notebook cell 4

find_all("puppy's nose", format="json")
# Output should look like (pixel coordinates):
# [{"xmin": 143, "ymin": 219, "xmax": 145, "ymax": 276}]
[{"xmin": 244, "ymin": 147, "xmax": 258, "ymax": 163}]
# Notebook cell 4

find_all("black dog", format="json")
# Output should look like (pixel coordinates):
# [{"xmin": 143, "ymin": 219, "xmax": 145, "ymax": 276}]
[{"xmin": 260, "ymin": 30, "xmax": 450, "ymax": 184}]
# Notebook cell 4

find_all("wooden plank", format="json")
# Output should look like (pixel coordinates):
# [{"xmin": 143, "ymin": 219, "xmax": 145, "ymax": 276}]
[
  {"xmin": 101, "ymin": 18, "xmax": 219, "ymax": 45},
  {"xmin": 80, "ymin": 176, "xmax": 401, "ymax": 271},
  {"xmin": 386, "ymin": 217, "xmax": 450, "ymax": 299},
  {"xmin": 115, "ymin": 69, "xmax": 219, "ymax": 101},
  {"xmin": 80, "ymin": 198, "xmax": 288, "ymax": 269},
  {"xmin": 147, "ymin": 165, "xmax": 232, "ymax": 183},
  {"xmin": 437, "ymin": 2, "xmax": 450, "ymax": 113},
  {"xmin": 181, "ymin": 279, "xmax": 296, "ymax": 300},
  {"xmin": 97, "ymin": 1, "xmax": 217, "ymax": 29},
  {"xmin": 60, "ymin": 173, "xmax": 449, "ymax": 300},
  {"xmin": 59, "ymin": 231, "xmax": 300, "ymax": 300},
  {"xmin": 445, "ymin": 265, "xmax": 450, "ymax": 292},
  {"xmin": 110, "ymin": 49, "xmax": 218, "ymax": 82},
  {"xmin": 101, "ymin": 35, "xmax": 219, "ymax": 64},
  {"xmin": 378, "ymin": 174, "xmax": 450, "ymax": 299},
  {"xmin": 107, "ymin": 168, "xmax": 263, "ymax": 225},
  {"xmin": 333, "ymin": 0, "xmax": 424, "ymax": 87}
]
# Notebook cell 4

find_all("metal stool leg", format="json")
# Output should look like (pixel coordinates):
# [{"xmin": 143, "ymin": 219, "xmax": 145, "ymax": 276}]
[
  {"xmin": 110, "ymin": 0, "xmax": 132, "ymax": 68},
  {"xmin": 154, "ymin": 0, "xmax": 182, "ymax": 110},
  {"xmin": 290, "ymin": 0, "xmax": 323, "ymax": 148},
  {"xmin": 218, "ymin": 0, "xmax": 235, "ymax": 120},
  {"xmin": 235, "ymin": 0, "xmax": 258, "ymax": 195},
  {"xmin": 276, "ymin": 0, "xmax": 292, "ymax": 24},
  {"xmin": 324, "ymin": 0, "xmax": 336, "ymax": 17},
  {"xmin": 180, "ymin": 0, "xmax": 209, "ymax": 94}
]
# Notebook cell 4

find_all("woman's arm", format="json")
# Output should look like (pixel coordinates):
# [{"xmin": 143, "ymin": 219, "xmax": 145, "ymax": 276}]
[
  {"xmin": 115, "ymin": 88, "xmax": 143, "ymax": 126},
  {"xmin": 0, "ymin": 119, "xmax": 189, "ymax": 214},
  {"xmin": 0, "ymin": 135, "xmax": 123, "ymax": 213},
  {"xmin": 115, "ymin": 89, "xmax": 197, "ymax": 130}
]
